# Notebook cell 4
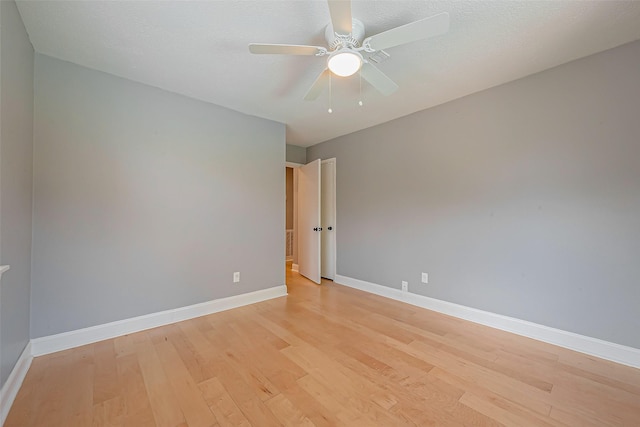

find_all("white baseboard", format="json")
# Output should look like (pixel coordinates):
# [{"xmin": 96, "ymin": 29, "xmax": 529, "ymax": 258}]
[
  {"xmin": 334, "ymin": 274, "xmax": 640, "ymax": 369},
  {"xmin": 31, "ymin": 285, "xmax": 287, "ymax": 357},
  {"xmin": 1, "ymin": 342, "xmax": 32, "ymax": 426},
  {"xmin": 292, "ymin": 263, "xmax": 299, "ymax": 272}
]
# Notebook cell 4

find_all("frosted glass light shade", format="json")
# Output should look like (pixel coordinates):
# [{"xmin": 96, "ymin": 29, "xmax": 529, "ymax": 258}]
[{"xmin": 328, "ymin": 49, "xmax": 362, "ymax": 77}]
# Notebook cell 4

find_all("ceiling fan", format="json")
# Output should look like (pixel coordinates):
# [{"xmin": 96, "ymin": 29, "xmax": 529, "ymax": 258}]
[{"xmin": 248, "ymin": 0, "xmax": 449, "ymax": 101}]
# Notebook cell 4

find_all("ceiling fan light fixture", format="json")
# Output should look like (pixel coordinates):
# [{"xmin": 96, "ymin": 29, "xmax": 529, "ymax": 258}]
[{"xmin": 327, "ymin": 49, "xmax": 362, "ymax": 77}]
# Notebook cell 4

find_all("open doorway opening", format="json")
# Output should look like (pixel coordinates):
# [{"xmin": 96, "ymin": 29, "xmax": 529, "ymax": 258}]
[
  {"xmin": 285, "ymin": 163, "xmax": 302, "ymax": 275},
  {"xmin": 285, "ymin": 166, "xmax": 295, "ymax": 264}
]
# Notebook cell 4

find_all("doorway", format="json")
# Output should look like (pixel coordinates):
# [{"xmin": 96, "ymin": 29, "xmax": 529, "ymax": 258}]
[
  {"xmin": 285, "ymin": 163, "xmax": 301, "ymax": 273},
  {"xmin": 285, "ymin": 166, "xmax": 294, "ymax": 262}
]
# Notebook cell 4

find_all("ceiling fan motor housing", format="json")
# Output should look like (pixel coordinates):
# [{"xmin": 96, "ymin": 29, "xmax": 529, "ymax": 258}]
[{"xmin": 325, "ymin": 18, "xmax": 365, "ymax": 50}]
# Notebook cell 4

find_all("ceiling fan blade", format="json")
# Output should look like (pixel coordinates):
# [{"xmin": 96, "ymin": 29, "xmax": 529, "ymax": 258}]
[
  {"xmin": 249, "ymin": 43, "xmax": 326, "ymax": 56},
  {"xmin": 327, "ymin": 0, "xmax": 352, "ymax": 35},
  {"xmin": 364, "ymin": 12, "xmax": 449, "ymax": 51},
  {"xmin": 304, "ymin": 69, "xmax": 330, "ymax": 101},
  {"xmin": 360, "ymin": 62, "xmax": 398, "ymax": 96}
]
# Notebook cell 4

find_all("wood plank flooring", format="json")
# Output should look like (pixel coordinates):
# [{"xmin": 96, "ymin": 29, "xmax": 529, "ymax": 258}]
[{"xmin": 6, "ymin": 268, "xmax": 640, "ymax": 426}]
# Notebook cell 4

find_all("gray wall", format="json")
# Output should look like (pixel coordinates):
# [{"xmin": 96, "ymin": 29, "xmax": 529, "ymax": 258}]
[
  {"xmin": 0, "ymin": 0, "xmax": 34, "ymax": 387},
  {"xmin": 286, "ymin": 144, "xmax": 306, "ymax": 164},
  {"xmin": 31, "ymin": 54, "xmax": 285, "ymax": 338},
  {"xmin": 308, "ymin": 40, "xmax": 640, "ymax": 349}
]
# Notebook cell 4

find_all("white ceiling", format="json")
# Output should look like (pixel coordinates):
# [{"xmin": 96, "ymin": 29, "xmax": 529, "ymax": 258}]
[{"xmin": 16, "ymin": 1, "xmax": 640, "ymax": 147}]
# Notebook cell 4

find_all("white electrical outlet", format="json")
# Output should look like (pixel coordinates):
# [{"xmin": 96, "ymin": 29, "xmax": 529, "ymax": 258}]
[
  {"xmin": 233, "ymin": 272, "xmax": 240, "ymax": 283},
  {"xmin": 421, "ymin": 272, "xmax": 429, "ymax": 284},
  {"xmin": 401, "ymin": 281, "xmax": 408, "ymax": 292}
]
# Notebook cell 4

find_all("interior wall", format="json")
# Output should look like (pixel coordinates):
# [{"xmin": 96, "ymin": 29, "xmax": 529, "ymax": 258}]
[
  {"xmin": 308, "ymin": 40, "xmax": 640, "ymax": 349},
  {"xmin": 31, "ymin": 54, "xmax": 285, "ymax": 338},
  {"xmin": 0, "ymin": 0, "xmax": 34, "ymax": 387},
  {"xmin": 286, "ymin": 144, "xmax": 306, "ymax": 164}
]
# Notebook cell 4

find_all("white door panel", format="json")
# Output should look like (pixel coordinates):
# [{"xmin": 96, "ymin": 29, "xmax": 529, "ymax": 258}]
[
  {"xmin": 298, "ymin": 159, "xmax": 321, "ymax": 284},
  {"xmin": 321, "ymin": 160, "xmax": 336, "ymax": 280}
]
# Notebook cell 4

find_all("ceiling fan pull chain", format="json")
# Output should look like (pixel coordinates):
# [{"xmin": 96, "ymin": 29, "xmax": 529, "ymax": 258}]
[{"xmin": 328, "ymin": 72, "xmax": 333, "ymax": 114}]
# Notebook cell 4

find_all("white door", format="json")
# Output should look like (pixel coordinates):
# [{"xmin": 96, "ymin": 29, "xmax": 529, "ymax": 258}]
[
  {"xmin": 321, "ymin": 159, "xmax": 336, "ymax": 280},
  {"xmin": 298, "ymin": 159, "xmax": 321, "ymax": 284}
]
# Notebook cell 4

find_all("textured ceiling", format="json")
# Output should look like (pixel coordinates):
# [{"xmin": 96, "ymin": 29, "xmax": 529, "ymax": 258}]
[{"xmin": 16, "ymin": 1, "xmax": 640, "ymax": 147}]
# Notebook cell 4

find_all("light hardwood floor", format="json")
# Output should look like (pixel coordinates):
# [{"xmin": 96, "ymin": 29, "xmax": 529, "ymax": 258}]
[{"xmin": 6, "ymin": 267, "xmax": 640, "ymax": 426}]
